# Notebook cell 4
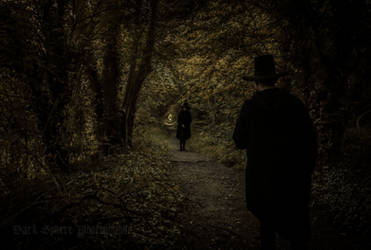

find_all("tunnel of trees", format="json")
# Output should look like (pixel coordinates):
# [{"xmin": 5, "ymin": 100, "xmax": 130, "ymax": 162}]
[{"xmin": 1, "ymin": 0, "xmax": 371, "ymax": 249}]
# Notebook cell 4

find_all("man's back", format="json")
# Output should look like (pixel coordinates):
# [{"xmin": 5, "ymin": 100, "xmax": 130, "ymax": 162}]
[
  {"xmin": 233, "ymin": 87, "xmax": 317, "ymax": 239},
  {"xmin": 178, "ymin": 109, "xmax": 192, "ymax": 126},
  {"xmin": 234, "ymin": 88, "xmax": 316, "ymax": 164}
]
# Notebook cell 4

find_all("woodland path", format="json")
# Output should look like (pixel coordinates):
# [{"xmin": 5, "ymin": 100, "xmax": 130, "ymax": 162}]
[{"xmin": 167, "ymin": 132, "xmax": 261, "ymax": 249}]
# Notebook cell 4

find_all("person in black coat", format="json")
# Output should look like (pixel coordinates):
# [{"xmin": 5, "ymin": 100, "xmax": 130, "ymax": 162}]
[
  {"xmin": 176, "ymin": 102, "xmax": 192, "ymax": 151},
  {"xmin": 233, "ymin": 55, "xmax": 317, "ymax": 250}
]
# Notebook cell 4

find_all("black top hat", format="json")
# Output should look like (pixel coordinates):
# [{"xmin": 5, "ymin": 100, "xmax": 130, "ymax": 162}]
[
  {"xmin": 182, "ymin": 101, "xmax": 190, "ymax": 109},
  {"xmin": 242, "ymin": 55, "xmax": 286, "ymax": 81}
]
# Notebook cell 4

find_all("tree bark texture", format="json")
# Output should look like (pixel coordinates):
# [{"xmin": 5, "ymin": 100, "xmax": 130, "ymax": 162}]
[
  {"xmin": 122, "ymin": 0, "xmax": 158, "ymax": 148},
  {"xmin": 28, "ymin": 0, "xmax": 71, "ymax": 170}
]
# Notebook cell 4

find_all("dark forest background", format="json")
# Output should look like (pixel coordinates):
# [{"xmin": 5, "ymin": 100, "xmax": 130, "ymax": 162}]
[{"xmin": 1, "ymin": 0, "xmax": 371, "ymax": 249}]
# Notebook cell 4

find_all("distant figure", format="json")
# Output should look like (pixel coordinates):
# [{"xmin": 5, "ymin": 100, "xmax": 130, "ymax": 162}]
[
  {"xmin": 233, "ymin": 55, "xmax": 317, "ymax": 250},
  {"xmin": 176, "ymin": 101, "xmax": 192, "ymax": 151}
]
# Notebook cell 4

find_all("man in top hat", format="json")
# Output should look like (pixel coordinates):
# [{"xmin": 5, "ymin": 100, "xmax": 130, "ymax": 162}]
[
  {"xmin": 176, "ymin": 101, "xmax": 192, "ymax": 151},
  {"xmin": 233, "ymin": 55, "xmax": 317, "ymax": 249}
]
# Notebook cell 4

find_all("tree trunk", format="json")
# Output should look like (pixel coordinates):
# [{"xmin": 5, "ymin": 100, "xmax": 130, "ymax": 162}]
[
  {"xmin": 85, "ymin": 52, "xmax": 104, "ymax": 141},
  {"xmin": 29, "ymin": 0, "xmax": 71, "ymax": 170},
  {"xmin": 101, "ymin": 0, "xmax": 123, "ymax": 151},
  {"xmin": 122, "ymin": 0, "xmax": 158, "ymax": 149}
]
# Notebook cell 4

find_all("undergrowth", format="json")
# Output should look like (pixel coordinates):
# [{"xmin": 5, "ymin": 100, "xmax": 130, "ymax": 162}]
[
  {"xmin": 311, "ymin": 128, "xmax": 371, "ymax": 244},
  {"xmin": 0, "ymin": 125, "xmax": 184, "ymax": 249}
]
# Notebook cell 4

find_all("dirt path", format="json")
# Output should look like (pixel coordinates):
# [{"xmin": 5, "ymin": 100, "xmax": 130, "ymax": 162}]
[{"xmin": 167, "ymin": 134, "xmax": 261, "ymax": 249}]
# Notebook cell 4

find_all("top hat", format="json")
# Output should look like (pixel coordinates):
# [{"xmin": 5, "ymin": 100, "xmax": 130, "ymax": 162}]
[
  {"xmin": 242, "ymin": 55, "xmax": 286, "ymax": 81},
  {"xmin": 182, "ymin": 101, "xmax": 190, "ymax": 109}
]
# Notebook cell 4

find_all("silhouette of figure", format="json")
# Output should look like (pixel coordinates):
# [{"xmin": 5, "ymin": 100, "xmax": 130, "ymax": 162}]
[
  {"xmin": 233, "ymin": 55, "xmax": 317, "ymax": 250},
  {"xmin": 176, "ymin": 101, "xmax": 192, "ymax": 151}
]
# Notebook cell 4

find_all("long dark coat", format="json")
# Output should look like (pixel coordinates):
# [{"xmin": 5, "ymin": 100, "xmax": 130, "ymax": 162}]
[
  {"xmin": 233, "ymin": 88, "xmax": 317, "ymax": 240},
  {"xmin": 176, "ymin": 109, "xmax": 192, "ymax": 141}
]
